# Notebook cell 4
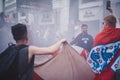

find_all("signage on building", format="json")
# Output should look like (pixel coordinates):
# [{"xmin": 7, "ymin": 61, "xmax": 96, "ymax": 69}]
[
  {"xmin": 4, "ymin": 0, "xmax": 16, "ymax": 13},
  {"xmin": 52, "ymin": 0, "xmax": 69, "ymax": 9},
  {"xmin": 39, "ymin": 11, "xmax": 54, "ymax": 25},
  {"xmin": 79, "ymin": 6, "xmax": 101, "ymax": 21},
  {"xmin": 0, "ymin": 0, "xmax": 3, "ymax": 13}
]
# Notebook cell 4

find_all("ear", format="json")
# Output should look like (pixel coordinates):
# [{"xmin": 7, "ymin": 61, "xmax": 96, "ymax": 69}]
[
  {"xmin": 26, "ymin": 35, "xmax": 28, "ymax": 41},
  {"xmin": 24, "ymin": 34, "xmax": 28, "ymax": 42}
]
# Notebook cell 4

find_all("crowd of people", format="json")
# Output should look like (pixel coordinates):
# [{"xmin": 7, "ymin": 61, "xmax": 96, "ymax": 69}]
[{"xmin": 0, "ymin": 4, "xmax": 120, "ymax": 80}]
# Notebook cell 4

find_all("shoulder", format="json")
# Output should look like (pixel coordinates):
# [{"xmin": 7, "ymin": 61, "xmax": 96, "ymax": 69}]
[
  {"xmin": 88, "ymin": 34, "xmax": 93, "ymax": 37},
  {"xmin": 75, "ymin": 33, "xmax": 82, "ymax": 39},
  {"xmin": 116, "ymin": 28, "xmax": 120, "ymax": 31},
  {"xmin": 86, "ymin": 34, "xmax": 93, "ymax": 39},
  {"xmin": 77, "ymin": 33, "xmax": 82, "ymax": 36},
  {"xmin": 28, "ymin": 45, "xmax": 37, "ymax": 51},
  {"xmin": 28, "ymin": 45, "xmax": 38, "ymax": 55},
  {"xmin": 116, "ymin": 28, "xmax": 120, "ymax": 36}
]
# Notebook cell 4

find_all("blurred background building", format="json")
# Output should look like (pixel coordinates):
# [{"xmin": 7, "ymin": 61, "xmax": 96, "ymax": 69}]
[{"xmin": 0, "ymin": 0, "xmax": 120, "ymax": 52}]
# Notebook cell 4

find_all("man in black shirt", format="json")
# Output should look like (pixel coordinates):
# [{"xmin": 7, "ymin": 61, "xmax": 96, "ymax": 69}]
[
  {"xmin": 4, "ymin": 23, "xmax": 66, "ymax": 80},
  {"xmin": 70, "ymin": 24, "xmax": 93, "ymax": 52}
]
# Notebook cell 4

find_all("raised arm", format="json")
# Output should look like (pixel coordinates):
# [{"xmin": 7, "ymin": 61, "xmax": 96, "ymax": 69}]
[{"xmin": 107, "ymin": 7, "xmax": 114, "ymax": 15}]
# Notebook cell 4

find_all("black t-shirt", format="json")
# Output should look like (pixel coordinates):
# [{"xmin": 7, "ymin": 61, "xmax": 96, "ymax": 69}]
[
  {"xmin": 70, "ymin": 33, "xmax": 93, "ymax": 52},
  {"xmin": 18, "ymin": 46, "xmax": 35, "ymax": 80},
  {"xmin": 0, "ymin": 45, "xmax": 34, "ymax": 80}
]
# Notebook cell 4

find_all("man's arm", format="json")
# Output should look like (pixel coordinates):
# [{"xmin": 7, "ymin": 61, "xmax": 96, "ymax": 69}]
[
  {"xmin": 28, "ymin": 39, "xmax": 66, "ymax": 61},
  {"xmin": 70, "ymin": 34, "xmax": 81, "ymax": 45},
  {"xmin": 107, "ymin": 7, "xmax": 114, "ymax": 15}
]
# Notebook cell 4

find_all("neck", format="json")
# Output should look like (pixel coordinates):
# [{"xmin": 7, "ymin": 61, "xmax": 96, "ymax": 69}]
[
  {"xmin": 104, "ymin": 25, "xmax": 116, "ymax": 28},
  {"xmin": 82, "ymin": 31, "xmax": 87, "ymax": 34},
  {"xmin": 16, "ymin": 40, "xmax": 27, "ymax": 46}
]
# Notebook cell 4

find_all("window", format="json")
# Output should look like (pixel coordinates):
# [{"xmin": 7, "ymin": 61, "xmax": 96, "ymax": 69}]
[{"xmin": 82, "ymin": 0, "xmax": 98, "ymax": 3}]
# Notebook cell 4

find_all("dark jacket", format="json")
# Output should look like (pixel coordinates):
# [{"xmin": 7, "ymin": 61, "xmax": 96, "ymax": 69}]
[{"xmin": 71, "ymin": 33, "xmax": 93, "ymax": 52}]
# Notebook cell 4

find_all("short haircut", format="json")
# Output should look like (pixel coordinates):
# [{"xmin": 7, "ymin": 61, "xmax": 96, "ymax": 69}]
[
  {"xmin": 11, "ymin": 23, "xmax": 27, "ymax": 41},
  {"xmin": 104, "ymin": 15, "xmax": 116, "ymax": 27},
  {"xmin": 81, "ymin": 24, "xmax": 88, "ymax": 28}
]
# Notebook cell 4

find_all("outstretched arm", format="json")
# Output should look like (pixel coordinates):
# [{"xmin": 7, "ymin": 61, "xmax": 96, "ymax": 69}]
[
  {"xmin": 29, "ymin": 39, "xmax": 66, "ymax": 58},
  {"xmin": 107, "ymin": 7, "xmax": 114, "ymax": 15}
]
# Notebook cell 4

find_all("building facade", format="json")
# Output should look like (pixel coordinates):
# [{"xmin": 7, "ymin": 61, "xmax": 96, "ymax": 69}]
[{"xmin": 1, "ymin": 0, "xmax": 120, "ymax": 41}]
